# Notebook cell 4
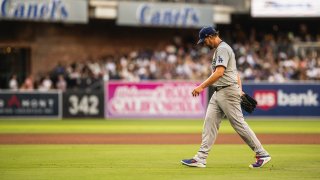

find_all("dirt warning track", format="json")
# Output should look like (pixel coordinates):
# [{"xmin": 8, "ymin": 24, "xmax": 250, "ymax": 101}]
[{"xmin": 0, "ymin": 133, "xmax": 319, "ymax": 144}]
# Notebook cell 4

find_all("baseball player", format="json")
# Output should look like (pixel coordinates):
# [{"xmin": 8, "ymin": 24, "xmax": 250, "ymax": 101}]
[{"xmin": 181, "ymin": 26, "xmax": 271, "ymax": 168}]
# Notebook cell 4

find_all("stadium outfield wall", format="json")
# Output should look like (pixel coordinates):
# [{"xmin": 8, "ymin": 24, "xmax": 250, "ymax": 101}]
[{"xmin": 0, "ymin": 81, "xmax": 319, "ymax": 119}]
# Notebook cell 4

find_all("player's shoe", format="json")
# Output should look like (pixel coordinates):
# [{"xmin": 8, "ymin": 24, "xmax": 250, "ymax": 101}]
[
  {"xmin": 181, "ymin": 158, "xmax": 206, "ymax": 168},
  {"xmin": 249, "ymin": 155, "xmax": 271, "ymax": 168}
]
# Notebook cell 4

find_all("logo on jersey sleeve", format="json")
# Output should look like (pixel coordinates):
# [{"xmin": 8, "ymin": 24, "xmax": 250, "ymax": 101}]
[
  {"xmin": 217, "ymin": 56, "xmax": 223, "ymax": 63},
  {"xmin": 211, "ymin": 58, "xmax": 216, "ymax": 70}
]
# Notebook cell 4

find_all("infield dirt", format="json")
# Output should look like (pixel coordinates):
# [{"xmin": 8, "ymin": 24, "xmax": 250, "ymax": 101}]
[{"xmin": 0, "ymin": 133, "xmax": 319, "ymax": 144}]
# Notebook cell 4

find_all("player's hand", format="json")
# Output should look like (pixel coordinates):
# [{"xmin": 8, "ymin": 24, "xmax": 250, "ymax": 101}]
[
  {"xmin": 192, "ymin": 86, "xmax": 204, "ymax": 97},
  {"xmin": 241, "ymin": 90, "xmax": 245, "ymax": 96}
]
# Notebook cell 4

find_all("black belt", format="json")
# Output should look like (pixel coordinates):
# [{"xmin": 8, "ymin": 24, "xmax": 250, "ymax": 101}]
[{"xmin": 213, "ymin": 85, "xmax": 231, "ymax": 92}]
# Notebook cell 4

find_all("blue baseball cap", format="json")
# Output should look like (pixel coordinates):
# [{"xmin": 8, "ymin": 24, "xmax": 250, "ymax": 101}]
[{"xmin": 197, "ymin": 26, "xmax": 218, "ymax": 45}]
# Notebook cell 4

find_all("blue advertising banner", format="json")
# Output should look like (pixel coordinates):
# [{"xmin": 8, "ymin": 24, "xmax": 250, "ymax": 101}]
[
  {"xmin": 242, "ymin": 83, "xmax": 320, "ymax": 117},
  {"xmin": 0, "ymin": 91, "xmax": 61, "ymax": 118}
]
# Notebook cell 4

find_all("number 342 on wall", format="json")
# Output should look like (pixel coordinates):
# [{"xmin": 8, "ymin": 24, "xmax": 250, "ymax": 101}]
[{"xmin": 68, "ymin": 95, "xmax": 99, "ymax": 115}]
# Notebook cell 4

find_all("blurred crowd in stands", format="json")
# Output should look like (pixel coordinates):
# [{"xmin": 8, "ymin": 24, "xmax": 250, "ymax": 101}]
[{"xmin": 8, "ymin": 24, "xmax": 320, "ymax": 91}]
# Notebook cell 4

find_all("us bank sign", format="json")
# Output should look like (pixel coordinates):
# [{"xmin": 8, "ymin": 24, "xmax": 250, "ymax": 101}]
[
  {"xmin": 0, "ymin": 0, "xmax": 87, "ymax": 23},
  {"xmin": 117, "ymin": 2, "xmax": 213, "ymax": 28}
]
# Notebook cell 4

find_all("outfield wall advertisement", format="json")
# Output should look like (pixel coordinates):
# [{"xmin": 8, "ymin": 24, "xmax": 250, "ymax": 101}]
[
  {"xmin": 0, "ymin": 83, "xmax": 319, "ymax": 119},
  {"xmin": 105, "ymin": 81, "xmax": 208, "ymax": 118},
  {"xmin": 242, "ymin": 83, "xmax": 320, "ymax": 116},
  {"xmin": 0, "ymin": 91, "xmax": 61, "ymax": 118}
]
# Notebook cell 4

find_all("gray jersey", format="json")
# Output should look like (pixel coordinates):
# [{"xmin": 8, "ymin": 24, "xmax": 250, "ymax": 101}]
[
  {"xmin": 211, "ymin": 42, "xmax": 238, "ymax": 86},
  {"xmin": 188, "ymin": 38, "xmax": 269, "ymax": 166},
  {"xmin": 195, "ymin": 41, "xmax": 269, "ymax": 162}
]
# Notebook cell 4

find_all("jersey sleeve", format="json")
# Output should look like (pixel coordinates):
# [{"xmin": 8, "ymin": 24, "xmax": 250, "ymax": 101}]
[{"xmin": 215, "ymin": 47, "xmax": 229, "ymax": 68}]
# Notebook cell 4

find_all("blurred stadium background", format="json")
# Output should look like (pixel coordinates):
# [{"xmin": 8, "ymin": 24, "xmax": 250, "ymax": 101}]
[
  {"xmin": 0, "ymin": 0, "xmax": 319, "ymax": 180},
  {"xmin": 0, "ymin": 0, "xmax": 319, "ymax": 118}
]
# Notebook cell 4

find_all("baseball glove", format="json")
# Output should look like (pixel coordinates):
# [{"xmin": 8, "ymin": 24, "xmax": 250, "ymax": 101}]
[{"xmin": 241, "ymin": 93, "xmax": 257, "ymax": 114}]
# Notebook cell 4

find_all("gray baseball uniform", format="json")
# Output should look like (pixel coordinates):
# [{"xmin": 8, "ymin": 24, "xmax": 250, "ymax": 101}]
[{"xmin": 195, "ymin": 41, "xmax": 269, "ymax": 162}]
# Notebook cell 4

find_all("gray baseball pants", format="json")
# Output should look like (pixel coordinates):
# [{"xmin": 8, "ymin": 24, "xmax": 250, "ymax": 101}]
[{"xmin": 196, "ymin": 85, "xmax": 269, "ymax": 160}]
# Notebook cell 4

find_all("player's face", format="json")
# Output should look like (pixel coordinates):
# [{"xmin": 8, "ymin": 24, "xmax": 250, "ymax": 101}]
[{"xmin": 204, "ymin": 36, "xmax": 214, "ymax": 49}]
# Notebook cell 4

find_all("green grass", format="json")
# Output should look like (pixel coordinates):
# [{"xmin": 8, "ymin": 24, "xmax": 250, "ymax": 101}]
[
  {"xmin": 0, "ymin": 119, "xmax": 319, "ymax": 134},
  {"xmin": 0, "ymin": 145, "xmax": 319, "ymax": 180}
]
